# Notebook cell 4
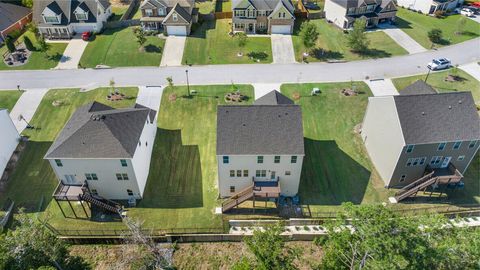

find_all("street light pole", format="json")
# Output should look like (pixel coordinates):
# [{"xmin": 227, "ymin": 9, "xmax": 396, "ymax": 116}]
[
  {"xmin": 18, "ymin": 114, "xmax": 34, "ymax": 129},
  {"xmin": 425, "ymin": 68, "xmax": 432, "ymax": 83},
  {"xmin": 185, "ymin": 69, "xmax": 190, "ymax": 97}
]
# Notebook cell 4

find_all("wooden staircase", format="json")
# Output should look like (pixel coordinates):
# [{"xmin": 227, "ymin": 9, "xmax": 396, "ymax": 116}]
[
  {"xmin": 221, "ymin": 184, "xmax": 254, "ymax": 213},
  {"xmin": 393, "ymin": 172, "xmax": 437, "ymax": 203},
  {"xmin": 80, "ymin": 192, "xmax": 123, "ymax": 215}
]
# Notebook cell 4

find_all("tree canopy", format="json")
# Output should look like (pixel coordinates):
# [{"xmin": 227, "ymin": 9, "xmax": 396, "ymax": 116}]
[
  {"xmin": 299, "ymin": 21, "xmax": 319, "ymax": 51},
  {"xmin": 347, "ymin": 19, "xmax": 369, "ymax": 53}
]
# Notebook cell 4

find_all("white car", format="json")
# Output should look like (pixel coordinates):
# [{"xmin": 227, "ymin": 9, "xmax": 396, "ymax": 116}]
[
  {"xmin": 427, "ymin": 58, "xmax": 451, "ymax": 71},
  {"xmin": 460, "ymin": 8, "xmax": 475, "ymax": 17}
]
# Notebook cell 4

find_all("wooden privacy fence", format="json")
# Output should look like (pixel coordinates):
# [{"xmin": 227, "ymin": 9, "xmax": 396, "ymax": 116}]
[
  {"xmin": 105, "ymin": 19, "xmax": 141, "ymax": 29},
  {"xmin": 215, "ymin": 11, "xmax": 233, "ymax": 19},
  {"xmin": 120, "ymin": 0, "xmax": 140, "ymax": 21}
]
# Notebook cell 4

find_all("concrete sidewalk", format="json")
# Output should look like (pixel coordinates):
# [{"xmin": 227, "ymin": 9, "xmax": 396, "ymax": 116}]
[
  {"xmin": 55, "ymin": 38, "xmax": 88, "ymax": 69},
  {"xmin": 271, "ymin": 34, "xmax": 296, "ymax": 64},
  {"xmin": 381, "ymin": 28, "xmax": 427, "ymax": 54},
  {"xmin": 459, "ymin": 62, "xmax": 480, "ymax": 81},
  {"xmin": 253, "ymin": 83, "xmax": 282, "ymax": 99},
  {"xmin": 9, "ymin": 89, "xmax": 49, "ymax": 133},
  {"xmin": 160, "ymin": 36, "xmax": 186, "ymax": 67},
  {"xmin": 365, "ymin": 79, "xmax": 399, "ymax": 96},
  {"xmin": 136, "ymin": 86, "xmax": 164, "ymax": 116}
]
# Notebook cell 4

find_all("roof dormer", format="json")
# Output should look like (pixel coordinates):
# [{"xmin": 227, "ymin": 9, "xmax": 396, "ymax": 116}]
[
  {"xmin": 74, "ymin": 4, "xmax": 89, "ymax": 21},
  {"xmin": 42, "ymin": 5, "xmax": 61, "ymax": 24}
]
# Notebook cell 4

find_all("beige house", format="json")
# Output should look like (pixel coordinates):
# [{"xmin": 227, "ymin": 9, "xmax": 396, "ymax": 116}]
[
  {"xmin": 140, "ymin": 0, "xmax": 198, "ymax": 36},
  {"xmin": 396, "ymin": 0, "xmax": 464, "ymax": 14},
  {"xmin": 217, "ymin": 91, "xmax": 304, "ymax": 212},
  {"xmin": 361, "ymin": 83, "xmax": 480, "ymax": 202},
  {"xmin": 232, "ymin": 0, "xmax": 295, "ymax": 34},
  {"xmin": 324, "ymin": 0, "xmax": 397, "ymax": 29}
]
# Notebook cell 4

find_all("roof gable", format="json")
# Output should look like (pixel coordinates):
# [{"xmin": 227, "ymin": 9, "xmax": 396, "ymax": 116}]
[
  {"xmin": 163, "ymin": 3, "xmax": 190, "ymax": 23},
  {"xmin": 254, "ymin": 90, "xmax": 294, "ymax": 105}
]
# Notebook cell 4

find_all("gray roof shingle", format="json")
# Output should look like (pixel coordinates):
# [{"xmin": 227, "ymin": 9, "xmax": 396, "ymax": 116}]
[
  {"xmin": 254, "ymin": 90, "xmax": 294, "ymax": 105},
  {"xmin": 393, "ymin": 92, "xmax": 480, "ymax": 145},
  {"xmin": 45, "ymin": 102, "xmax": 156, "ymax": 159},
  {"xmin": 0, "ymin": 2, "xmax": 32, "ymax": 32},
  {"xmin": 217, "ymin": 104, "xmax": 304, "ymax": 155},
  {"xmin": 232, "ymin": 0, "xmax": 294, "ymax": 13},
  {"xmin": 400, "ymin": 80, "xmax": 438, "ymax": 96},
  {"xmin": 33, "ymin": 0, "xmax": 108, "ymax": 26}
]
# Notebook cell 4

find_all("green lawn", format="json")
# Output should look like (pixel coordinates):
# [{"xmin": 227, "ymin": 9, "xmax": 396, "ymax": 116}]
[
  {"xmin": 292, "ymin": 20, "xmax": 408, "ymax": 62},
  {"xmin": 183, "ymin": 19, "xmax": 273, "ymax": 65},
  {"xmin": 215, "ymin": 0, "xmax": 232, "ymax": 12},
  {"xmin": 0, "ymin": 31, "xmax": 67, "ymax": 70},
  {"xmin": 391, "ymin": 69, "xmax": 480, "ymax": 103},
  {"xmin": 197, "ymin": 0, "xmax": 215, "ymax": 14},
  {"xmin": 110, "ymin": 5, "xmax": 129, "ymax": 21},
  {"xmin": 0, "ymin": 87, "xmax": 138, "ymax": 212},
  {"xmin": 79, "ymin": 27, "xmax": 166, "ymax": 68},
  {"xmin": 396, "ymin": 8, "xmax": 480, "ymax": 48},
  {"xmin": 0, "ymin": 91, "xmax": 22, "ymax": 111}
]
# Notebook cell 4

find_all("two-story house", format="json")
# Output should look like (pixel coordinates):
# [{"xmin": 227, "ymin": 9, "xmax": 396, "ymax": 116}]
[
  {"xmin": 324, "ymin": 0, "xmax": 397, "ymax": 29},
  {"xmin": 361, "ymin": 85, "xmax": 480, "ymax": 202},
  {"xmin": 140, "ymin": 0, "xmax": 198, "ymax": 36},
  {"xmin": 45, "ymin": 101, "xmax": 157, "ymax": 206},
  {"xmin": 33, "ymin": 0, "xmax": 112, "ymax": 39},
  {"xmin": 396, "ymin": 0, "xmax": 463, "ymax": 15},
  {"xmin": 232, "ymin": 0, "xmax": 295, "ymax": 34},
  {"xmin": 217, "ymin": 91, "xmax": 304, "ymax": 212},
  {"xmin": 0, "ymin": 109, "xmax": 20, "ymax": 178}
]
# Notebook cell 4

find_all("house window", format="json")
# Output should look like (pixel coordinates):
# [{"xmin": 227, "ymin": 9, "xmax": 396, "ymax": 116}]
[
  {"xmin": 257, "ymin": 156, "xmax": 263, "ymax": 163},
  {"xmin": 419, "ymin": 157, "xmax": 426, "ymax": 165},
  {"xmin": 406, "ymin": 158, "xmax": 414, "ymax": 167},
  {"xmin": 291, "ymin": 156, "xmax": 297, "ymax": 163},
  {"xmin": 230, "ymin": 170, "xmax": 235, "ymax": 177},
  {"xmin": 43, "ymin": 16, "xmax": 59, "ymax": 23},
  {"xmin": 158, "ymin": 8, "xmax": 165, "ymax": 15},
  {"xmin": 438, "ymin": 142, "xmax": 446, "ymax": 151},
  {"xmin": 235, "ymin": 10, "xmax": 245, "ymax": 17},
  {"xmin": 255, "ymin": 170, "xmax": 266, "ymax": 177},
  {"xmin": 458, "ymin": 155, "xmax": 465, "ymax": 161},
  {"xmin": 236, "ymin": 170, "xmax": 242, "ymax": 177},
  {"xmin": 230, "ymin": 186, "xmax": 236, "ymax": 193},
  {"xmin": 430, "ymin": 156, "xmax": 443, "ymax": 165},
  {"xmin": 120, "ymin": 159, "xmax": 128, "ymax": 167},
  {"xmin": 285, "ymin": 171, "xmax": 291, "ymax": 176},
  {"xmin": 55, "ymin": 159, "xmax": 63, "ymax": 167},
  {"xmin": 406, "ymin": 145, "xmax": 414, "ymax": 153},
  {"xmin": 243, "ymin": 170, "xmax": 249, "ymax": 177},
  {"xmin": 412, "ymin": 158, "xmax": 419, "ymax": 166},
  {"xmin": 469, "ymin": 140, "xmax": 478, "ymax": 149},
  {"xmin": 91, "ymin": 189, "xmax": 98, "ymax": 195},
  {"xmin": 223, "ymin": 156, "xmax": 229, "ymax": 164},
  {"xmin": 145, "ymin": 9, "xmax": 153, "ymax": 16},
  {"xmin": 75, "ymin": 13, "xmax": 88, "ymax": 20},
  {"xmin": 116, "ymin": 173, "xmax": 129, "ymax": 180},
  {"xmin": 453, "ymin": 141, "xmax": 462, "ymax": 150},
  {"xmin": 85, "ymin": 173, "xmax": 98, "ymax": 180},
  {"xmin": 400, "ymin": 175, "xmax": 406, "ymax": 182},
  {"xmin": 172, "ymin": 13, "xmax": 178, "ymax": 21},
  {"xmin": 347, "ymin": 7, "xmax": 355, "ymax": 14},
  {"xmin": 274, "ymin": 156, "xmax": 281, "ymax": 163},
  {"xmin": 258, "ymin": 22, "xmax": 266, "ymax": 29},
  {"xmin": 127, "ymin": 189, "xmax": 134, "ymax": 196}
]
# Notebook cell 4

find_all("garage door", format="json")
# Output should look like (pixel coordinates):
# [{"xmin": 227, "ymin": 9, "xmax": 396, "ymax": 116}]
[
  {"xmin": 271, "ymin": 25, "xmax": 291, "ymax": 34},
  {"xmin": 167, "ymin": 26, "xmax": 187, "ymax": 36}
]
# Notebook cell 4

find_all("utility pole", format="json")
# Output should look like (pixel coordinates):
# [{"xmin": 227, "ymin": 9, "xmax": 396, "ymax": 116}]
[
  {"xmin": 425, "ymin": 68, "xmax": 432, "ymax": 83},
  {"xmin": 185, "ymin": 69, "xmax": 190, "ymax": 97}
]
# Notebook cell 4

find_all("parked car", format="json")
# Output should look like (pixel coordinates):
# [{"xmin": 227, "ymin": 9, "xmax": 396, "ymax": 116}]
[
  {"xmin": 427, "ymin": 58, "xmax": 451, "ymax": 70},
  {"xmin": 81, "ymin": 31, "xmax": 92, "ymax": 41},
  {"xmin": 460, "ymin": 8, "xmax": 475, "ymax": 17}
]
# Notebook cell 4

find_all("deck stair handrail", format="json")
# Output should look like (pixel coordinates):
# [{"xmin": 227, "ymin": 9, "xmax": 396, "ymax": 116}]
[
  {"xmin": 80, "ymin": 192, "xmax": 123, "ymax": 214},
  {"xmin": 221, "ymin": 184, "xmax": 254, "ymax": 212},
  {"xmin": 394, "ymin": 171, "xmax": 437, "ymax": 202}
]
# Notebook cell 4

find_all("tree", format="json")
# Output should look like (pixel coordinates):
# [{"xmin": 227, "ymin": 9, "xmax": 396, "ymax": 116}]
[
  {"xmin": 319, "ymin": 203, "xmax": 480, "ymax": 270},
  {"xmin": 235, "ymin": 224, "xmax": 300, "ymax": 270},
  {"xmin": 5, "ymin": 37, "xmax": 16, "ymax": 53},
  {"xmin": 0, "ymin": 211, "xmax": 89, "ymax": 269},
  {"xmin": 299, "ymin": 21, "xmax": 319, "ymax": 52},
  {"xmin": 428, "ymin": 28, "xmax": 443, "ymax": 44},
  {"xmin": 236, "ymin": 32, "xmax": 248, "ymax": 48},
  {"xmin": 347, "ymin": 19, "xmax": 369, "ymax": 53},
  {"xmin": 23, "ymin": 36, "xmax": 35, "ymax": 51},
  {"xmin": 455, "ymin": 17, "xmax": 467, "ymax": 35},
  {"xmin": 37, "ymin": 36, "xmax": 50, "ymax": 56},
  {"xmin": 21, "ymin": 0, "xmax": 33, "ymax": 8},
  {"xmin": 132, "ymin": 27, "xmax": 147, "ymax": 51}
]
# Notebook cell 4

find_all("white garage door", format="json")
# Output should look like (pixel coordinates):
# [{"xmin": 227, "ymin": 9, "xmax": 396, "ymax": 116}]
[
  {"xmin": 73, "ymin": 25, "xmax": 95, "ymax": 34},
  {"xmin": 167, "ymin": 26, "xmax": 187, "ymax": 36},
  {"xmin": 271, "ymin": 25, "xmax": 291, "ymax": 34}
]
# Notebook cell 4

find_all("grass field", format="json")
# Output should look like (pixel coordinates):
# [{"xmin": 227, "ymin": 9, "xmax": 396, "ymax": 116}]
[
  {"xmin": 392, "ymin": 69, "xmax": 480, "ymax": 102},
  {"xmin": 215, "ymin": 0, "xmax": 232, "ymax": 12},
  {"xmin": 396, "ymin": 8, "xmax": 480, "ymax": 48},
  {"xmin": 183, "ymin": 20, "xmax": 273, "ymax": 65},
  {"xmin": 0, "ymin": 87, "xmax": 138, "ymax": 213},
  {"xmin": 0, "ymin": 31, "xmax": 67, "ymax": 70},
  {"xmin": 196, "ymin": 0, "xmax": 215, "ymax": 14},
  {"xmin": 79, "ymin": 27, "xmax": 165, "ymax": 68},
  {"xmin": 110, "ymin": 5, "xmax": 129, "ymax": 21},
  {"xmin": 0, "ymin": 91, "xmax": 22, "ymax": 111},
  {"xmin": 292, "ymin": 20, "xmax": 408, "ymax": 62}
]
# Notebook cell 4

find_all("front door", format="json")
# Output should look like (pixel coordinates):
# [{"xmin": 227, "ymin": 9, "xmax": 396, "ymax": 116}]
[
  {"xmin": 248, "ymin": 24, "xmax": 254, "ymax": 33},
  {"xmin": 270, "ymin": 171, "xmax": 276, "ymax": 180},
  {"xmin": 64, "ymin": 175, "xmax": 77, "ymax": 185},
  {"xmin": 440, "ymin": 156, "xmax": 452, "ymax": 168}
]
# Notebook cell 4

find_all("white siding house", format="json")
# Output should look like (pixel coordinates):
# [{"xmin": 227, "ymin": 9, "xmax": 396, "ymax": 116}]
[
  {"xmin": 0, "ymin": 109, "xmax": 20, "ymax": 176},
  {"xmin": 396, "ymin": 0, "xmax": 464, "ymax": 14},
  {"xmin": 45, "ymin": 102, "xmax": 157, "ymax": 200},
  {"xmin": 216, "ymin": 91, "xmax": 305, "ymax": 198}
]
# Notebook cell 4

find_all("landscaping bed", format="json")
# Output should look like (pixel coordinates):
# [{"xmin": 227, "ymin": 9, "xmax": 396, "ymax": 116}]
[
  {"xmin": 182, "ymin": 19, "xmax": 273, "ymax": 65},
  {"xmin": 396, "ymin": 8, "xmax": 480, "ymax": 48},
  {"xmin": 0, "ymin": 91, "xmax": 23, "ymax": 111},
  {"xmin": 79, "ymin": 27, "xmax": 166, "ymax": 68},
  {"xmin": 291, "ymin": 20, "xmax": 408, "ymax": 62}
]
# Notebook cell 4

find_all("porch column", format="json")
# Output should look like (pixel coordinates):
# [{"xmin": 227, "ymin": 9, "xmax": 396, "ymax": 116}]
[{"xmin": 254, "ymin": 23, "xmax": 256, "ymax": 34}]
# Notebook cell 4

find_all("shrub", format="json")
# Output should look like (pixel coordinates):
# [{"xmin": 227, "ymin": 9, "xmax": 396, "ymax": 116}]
[
  {"xmin": 5, "ymin": 37, "xmax": 16, "ymax": 53},
  {"xmin": 7, "ymin": 29, "xmax": 22, "ymax": 40},
  {"xmin": 23, "ymin": 36, "xmax": 35, "ymax": 51},
  {"xmin": 428, "ymin": 28, "xmax": 443, "ymax": 44},
  {"xmin": 434, "ymin": 10, "xmax": 446, "ymax": 18}
]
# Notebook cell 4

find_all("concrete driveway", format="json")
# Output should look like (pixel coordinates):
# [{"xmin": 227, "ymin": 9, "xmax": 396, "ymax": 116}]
[
  {"xmin": 9, "ymin": 89, "xmax": 49, "ymax": 132},
  {"xmin": 460, "ymin": 62, "xmax": 480, "ymax": 80},
  {"xmin": 160, "ymin": 36, "xmax": 186, "ymax": 67},
  {"xmin": 253, "ymin": 83, "xmax": 282, "ymax": 99},
  {"xmin": 271, "ymin": 34, "xmax": 296, "ymax": 64},
  {"xmin": 55, "ymin": 37, "xmax": 88, "ymax": 69},
  {"xmin": 467, "ymin": 14, "xmax": 480, "ymax": 24},
  {"xmin": 365, "ymin": 79, "xmax": 399, "ymax": 96},
  {"xmin": 379, "ymin": 26, "xmax": 427, "ymax": 54}
]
